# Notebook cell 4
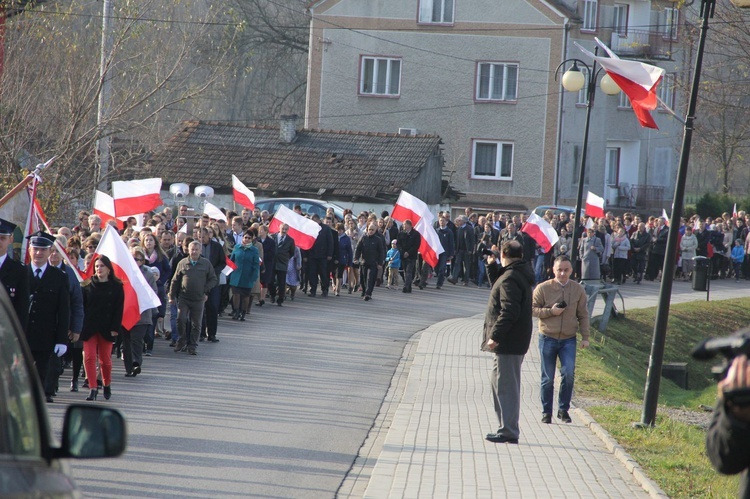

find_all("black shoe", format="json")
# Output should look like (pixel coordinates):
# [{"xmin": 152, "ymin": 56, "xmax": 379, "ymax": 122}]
[
  {"xmin": 169, "ymin": 340, "xmax": 177, "ymax": 347},
  {"xmin": 199, "ymin": 337, "xmax": 205, "ymax": 342},
  {"xmin": 276, "ymin": 299, "xmax": 283, "ymax": 306},
  {"xmin": 145, "ymin": 350, "xmax": 152, "ymax": 356},
  {"xmin": 86, "ymin": 389, "xmax": 98, "ymax": 401},
  {"xmin": 188, "ymin": 349, "xmax": 197, "ymax": 356},
  {"xmin": 485, "ymin": 432, "xmax": 518, "ymax": 444},
  {"xmin": 308, "ymin": 292, "xmax": 316, "ymax": 297},
  {"xmin": 364, "ymin": 295, "xmax": 372, "ymax": 301},
  {"xmin": 231, "ymin": 311, "xmax": 240, "ymax": 320},
  {"xmin": 447, "ymin": 278, "xmax": 458, "ymax": 285},
  {"xmin": 174, "ymin": 338, "xmax": 187, "ymax": 352},
  {"xmin": 125, "ymin": 372, "xmax": 136, "ymax": 377},
  {"xmin": 82, "ymin": 379, "xmax": 89, "ymax": 389},
  {"xmin": 208, "ymin": 337, "xmax": 220, "ymax": 343},
  {"xmin": 103, "ymin": 385, "xmax": 112, "ymax": 400},
  {"xmin": 240, "ymin": 312, "xmax": 246, "ymax": 321},
  {"xmin": 557, "ymin": 410, "xmax": 572, "ymax": 423},
  {"xmin": 132, "ymin": 364, "xmax": 141, "ymax": 376},
  {"xmin": 70, "ymin": 380, "xmax": 78, "ymax": 392},
  {"xmin": 541, "ymin": 413, "xmax": 552, "ymax": 424},
  {"xmin": 435, "ymin": 285, "xmax": 442, "ymax": 289},
  {"xmin": 46, "ymin": 395, "xmax": 54, "ymax": 403},
  {"xmin": 257, "ymin": 300, "xmax": 265, "ymax": 306}
]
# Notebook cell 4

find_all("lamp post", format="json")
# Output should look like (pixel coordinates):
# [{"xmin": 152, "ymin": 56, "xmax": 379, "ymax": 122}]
[{"xmin": 555, "ymin": 53, "xmax": 620, "ymax": 272}]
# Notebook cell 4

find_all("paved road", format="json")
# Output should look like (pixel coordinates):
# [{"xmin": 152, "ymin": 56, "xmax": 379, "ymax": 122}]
[{"xmin": 46, "ymin": 282, "xmax": 490, "ymax": 498}]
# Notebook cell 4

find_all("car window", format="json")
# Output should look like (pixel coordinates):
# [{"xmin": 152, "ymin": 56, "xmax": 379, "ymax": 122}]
[
  {"xmin": 0, "ymin": 310, "xmax": 42, "ymax": 457},
  {"xmin": 303, "ymin": 203, "xmax": 326, "ymax": 219}
]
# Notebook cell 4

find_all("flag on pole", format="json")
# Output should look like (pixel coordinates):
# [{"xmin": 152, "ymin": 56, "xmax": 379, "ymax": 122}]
[
  {"xmin": 232, "ymin": 175, "xmax": 256, "ymax": 210},
  {"xmin": 268, "ymin": 204, "xmax": 321, "ymax": 250},
  {"xmin": 222, "ymin": 255, "xmax": 237, "ymax": 276},
  {"xmin": 414, "ymin": 218, "xmax": 444, "ymax": 268},
  {"xmin": 575, "ymin": 38, "xmax": 665, "ymax": 129},
  {"xmin": 391, "ymin": 190, "xmax": 434, "ymax": 226},
  {"xmin": 93, "ymin": 225, "xmax": 161, "ymax": 330},
  {"xmin": 661, "ymin": 208, "xmax": 670, "ymax": 227},
  {"xmin": 111, "ymin": 178, "xmax": 163, "ymax": 216},
  {"xmin": 521, "ymin": 213, "xmax": 560, "ymax": 253},
  {"xmin": 585, "ymin": 217, "xmax": 596, "ymax": 230},
  {"xmin": 203, "ymin": 201, "xmax": 227, "ymax": 223},
  {"xmin": 584, "ymin": 191, "xmax": 606, "ymax": 218}
]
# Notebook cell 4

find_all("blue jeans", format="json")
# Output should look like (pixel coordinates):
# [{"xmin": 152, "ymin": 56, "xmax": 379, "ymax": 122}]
[
  {"xmin": 534, "ymin": 254, "xmax": 546, "ymax": 284},
  {"xmin": 477, "ymin": 258, "xmax": 487, "ymax": 287},
  {"xmin": 436, "ymin": 253, "xmax": 448, "ymax": 287},
  {"xmin": 539, "ymin": 335, "xmax": 577, "ymax": 415}
]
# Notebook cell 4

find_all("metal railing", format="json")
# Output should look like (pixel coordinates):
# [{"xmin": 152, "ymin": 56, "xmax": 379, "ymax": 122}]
[{"xmin": 610, "ymin": 30, "xmax": 674, "ymax": 60}]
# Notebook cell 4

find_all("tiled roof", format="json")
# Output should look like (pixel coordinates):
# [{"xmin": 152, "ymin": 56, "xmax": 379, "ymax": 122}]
[{"xmin": 148, "ymin": 121, "xmax": 443, "ymax": 201}]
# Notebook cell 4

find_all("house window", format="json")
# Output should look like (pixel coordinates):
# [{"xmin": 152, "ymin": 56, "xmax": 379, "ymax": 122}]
[
  {"xmin": 658, "ymin": 73, "xmax": 675, "ymax": 110},
  {"xmin": 618, "ymin": 91, "xmax": 631, "ymax": 109},
  {"xmin": 606, "ymin": 147, "xmax": 621, "ymax": 187},
  {"xmin": 476, "ymin": 63, "xmax": 518, "ymax": 102},
  {"xmin": 582, "ymin": 0, "xmax": 597, "ymax": 31},
  {"xmin": 360, "ymin": 57, "xmax": 401, "ymax": 96},
  {"xmin": 664, "ymin": 8, "xmax": 679, "ymax": 40},
  {"xmin": 576, "ymin": 66, "xmax": 590, "ymax": 105},
  {"xmin": 613, "ymin": 4, "xmax": 628, "ymax": 36},
  {"xmin": 419, "ymin": 0, "xmax": 454, "ymax": 24},
  {"xmin": 572, "ymin": 145, "xmax": 590, "ymax": 186},
  {"xmin": 472, "ymin": 140, "xmax": 513, "ymax": 180}
]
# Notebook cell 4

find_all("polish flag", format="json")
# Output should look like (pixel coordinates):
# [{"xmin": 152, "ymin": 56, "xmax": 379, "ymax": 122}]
[
  {"xmin": 576, "ymin": 38, "xmax": 665, "ymax": 129},
  {"xmin": 521, "ymin": 213, "xmax": 560, "ymax": 253},
  {"xmin": 93, "ymin": 225, "xmax": 161, "ymax": 330},
  {"xmin": 414, "ymin": 218, "xmax": 444, "ymax": 268},
  {"xmin": 222, "ymin": 255, "xmax": 237, "ymax": 276},
  {"xmin": 232, "ymin": 175, "xmax": 255, "ymax": 210},
  {"xmin": 268, "ymin": 204, "xmax": 321, "ymax": 250},
  {"xmin": 111, "ymin": 178, "xmax": 163, "ymax": 216},
  {"xmin": 178, "ymin": 223, "xmax": 188, "ymax": 234},
  {"xmin": 733, "ymin": 203, "xmax": 738, "ymax": 218},
  {"xmin": 203, "ymin": 201, "xmax": 227, "ymax": 223},
  {"xmin": 662, "ymin": 209, "xmax": 670, "ymax": 227},
  {"xmin": 585, "ymin": 191, "xmax": 606, "ymax": 218},
  {"xmin": 93, "ymin": 190, "xmax": 124, "ymax": 229},
  {"xmin": 391, "ymin": 190, "xmax": 434, "ymax": 226}
]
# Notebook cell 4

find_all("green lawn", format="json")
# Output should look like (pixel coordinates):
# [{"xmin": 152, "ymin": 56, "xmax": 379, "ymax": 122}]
[{"xmin": 575, "ymin": 298, "xmax": 750, "ymax": 498}]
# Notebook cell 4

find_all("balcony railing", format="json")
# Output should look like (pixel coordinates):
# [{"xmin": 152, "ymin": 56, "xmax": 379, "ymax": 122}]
[{"xmin": 610, "ymin": 30, "xmax": 674, "ymax": 60}]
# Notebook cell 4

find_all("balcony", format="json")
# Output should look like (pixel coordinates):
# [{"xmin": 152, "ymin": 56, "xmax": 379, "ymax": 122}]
[{"xmin": 610, "ymin": 30, "xmax": 674, "ymax": 60}]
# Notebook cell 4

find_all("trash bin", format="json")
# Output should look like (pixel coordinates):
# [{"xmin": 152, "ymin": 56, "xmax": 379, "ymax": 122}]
[{"xmin": 692, "ymin": 256, "xmax": 710, "ymax": 291}]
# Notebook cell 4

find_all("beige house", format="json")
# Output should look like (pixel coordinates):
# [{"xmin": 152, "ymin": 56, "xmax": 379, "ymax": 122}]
[
  {"xmin": 306, "ymin": 0, "xmax": 684, "ymax": 215},
  {"xmin": 306, "ymin": 0, "xmax": 570, "ymax": 213}
]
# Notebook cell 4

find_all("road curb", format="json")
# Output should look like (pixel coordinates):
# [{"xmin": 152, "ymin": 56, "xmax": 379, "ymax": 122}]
[{"xmin": 572, "ymin": 406, "xmax": 670, "ymax": 499}]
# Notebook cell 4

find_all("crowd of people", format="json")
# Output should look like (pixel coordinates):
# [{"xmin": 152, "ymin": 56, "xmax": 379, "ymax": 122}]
[{"xmin": 1, "ymin": 198, "xmax": 748, "ymax": 405}]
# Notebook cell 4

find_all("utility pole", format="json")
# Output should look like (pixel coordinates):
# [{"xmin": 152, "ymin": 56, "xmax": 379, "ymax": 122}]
[{"xmin": 95, "ymin": 0, "xmax": 114, "ymax": 192}]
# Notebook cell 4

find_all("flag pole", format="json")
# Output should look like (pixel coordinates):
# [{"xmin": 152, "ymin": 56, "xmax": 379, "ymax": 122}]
[{"xmin": 638, "ymin": 0, "xmax": 716, "ymax": 428}]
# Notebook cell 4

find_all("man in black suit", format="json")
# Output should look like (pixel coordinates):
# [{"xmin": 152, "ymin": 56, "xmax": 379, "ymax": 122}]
[
  {"xmin": 200, "ymin": 227, "xmax": 225, "ymax": 343},
  {"xmin": 449, "ymin": 216, "xmax": 475, "ymax": 286},
  {"xmin": 26, "ymin": 231, "xmax": 69, "ymax": 402},
  {"xmin": 270, "ymin": 224, "xmax": 295, "ymax": 306},
  {"xmin": 0, "ymin": 218, "xmax": 29, "ymax": 330}
]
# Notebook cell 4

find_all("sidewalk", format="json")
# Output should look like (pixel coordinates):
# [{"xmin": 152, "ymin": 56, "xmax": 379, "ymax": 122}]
[{"xmin": 348, "ymin": 278, "xmax": 750, "ymax": 498}]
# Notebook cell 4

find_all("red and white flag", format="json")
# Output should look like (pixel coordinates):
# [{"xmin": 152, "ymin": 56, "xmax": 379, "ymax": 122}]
[
  {"xmin": 521, "ymin": 213, "xmax": 560, "ymax": 253},
  {"xmin": 733, "ymin": 203, "xmax": 738, "ymax": 218},
  {"xmin": 391, "ymin": 190, "xmax": 434, "ymax": 226},
  {"xmin": 222, "ymin": 255, "xmax": 237, "ymax": 276},
  {"xmin": 111, "ymin": 178, "xmax": 163, "ymax": 216},
  {"xmin": 268, "ymin": 204, "xmax": 321, "ymax": 250},
  {"xmin": 93, "ymin": 225, "xmax": 161, "ymax": 330},
  {"xmin": 662, "ymin": 208, "xmax": 670, "ymax": 227},
  {"xmin": 232, "ymin": 175, "xmax": 255, "ymax": 210},
  {"xmin": 203, "ymin": 201, "xmax": 227, "ymax": 223},
  {"xmin": 576, "ymin": 38, "xmax": 665, "ymax": 129},
  {"xmin": 93, "ymin": 190, "xmax": 124, "ymax": 229},
  {"xmin": 585, "ymin": 191, "xmax": 606, "ymax": 219},
  {"xmin": 414, "ymin": 218, "xmax": 444, "ymax": 268}
]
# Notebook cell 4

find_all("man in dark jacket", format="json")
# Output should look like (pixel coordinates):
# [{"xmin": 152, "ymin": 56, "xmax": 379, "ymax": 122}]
[
  {"xmin": 435, "ymin": 216, "xmax": 455, "ymax": 289},
  {"xmin": 481, "ymin": 240, "xmax": 534, "ymax": 444},
  {"xmin": 629, "ymin": 223, "xmax": 651, "ymax": 284},
  {"xmin": 306, "ymin": 214, "xmax": 333, "ymax": 297},
  {"xmin": 355, "ymin": 223, "xmax": 385, "ymax": 301},
  {"xmin": 396, "ymin": 219, "xmax": 421, "ymax": 293},
  {"xmin": 200, "ymin": 228, "xmax": 225, "ymax": 342},
  {"xmin": 449, "ymin": 215, "xmax": 475, "ymax": 285},
  {"xmin": 645, "ymin": 217, "xmax": 668, "ymax": 281},
  {"xmin": 0, "ymin": 218, "xmax": 28, "ymax": 331},
  {"xmin": 270, "ymin": 224, "xmax": 295, "ymax": 306}
]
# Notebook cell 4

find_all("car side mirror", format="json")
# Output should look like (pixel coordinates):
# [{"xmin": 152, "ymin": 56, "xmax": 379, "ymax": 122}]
[{"xmin": 60, "ymin": 405, "xmax": 127, "ymax": 459}]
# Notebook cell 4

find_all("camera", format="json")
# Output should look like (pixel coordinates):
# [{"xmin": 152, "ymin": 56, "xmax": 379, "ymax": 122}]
[
  {"xmin": 692, "ymin": 327, "xmax": 750, "ymax": 406},
  {"xmin": 556, "ymin": 301, "xmax": 567, "ymax": 308}
]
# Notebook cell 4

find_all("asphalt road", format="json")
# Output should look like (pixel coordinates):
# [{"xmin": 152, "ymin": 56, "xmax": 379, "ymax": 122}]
[{"xmin": 46, "ymin": 280, "xmax": 489, "ymax": 498}]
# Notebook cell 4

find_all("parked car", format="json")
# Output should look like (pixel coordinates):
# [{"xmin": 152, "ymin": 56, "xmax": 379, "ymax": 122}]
[
  {"xmin": 0, "ymin": 286, "xmax": 126, "ymax": 497},
  {"xmin": 530, "ymin": 205, "xmax": 576, "ymax": 219},
  {"xmin": 255, "ymin": 198, "xmax": 346, "ymax": 221}
]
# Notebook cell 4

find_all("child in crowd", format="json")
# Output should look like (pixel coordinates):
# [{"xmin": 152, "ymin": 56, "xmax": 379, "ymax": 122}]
[
  {"xmin": 385, "ymin": 239, "xmax": 401, "ymax": 289},
  {"xmin": 731, "ymin": 239, "xmax": 745, "ymax": 282}
]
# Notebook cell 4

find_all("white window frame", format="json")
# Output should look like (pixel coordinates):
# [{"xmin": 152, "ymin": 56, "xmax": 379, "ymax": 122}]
[
  {"xmin": 359, "ymin": 56, "xmax": 402, "ymax": 97},
  {"xmin": 605, "ymin": 147, "xmax": 621, "ymax": 187},
  {"xmin": 471, "ymin": 140, "xmax": 514, "ymax": 180},
  {"xmin": 475, "ymin": 62, "xmax": 518, "ymax": 102},
  {"xmin": 618, "ymin": 91, "xmax": 631, "ymax": 109},
  {"xmin": 658, "ymin": 73, "xmax": 675, "ymax": 110},
  {"xmin": 577, "ymin": 66, "xmax": 590, "ymax": 105},
  {"xmin": 419, "ymin": 0, "xmax": 455, "ymax": 24},
  {"xmin": 664, "ymin": 8, "xmax": 679, "ymax": 41},
  {"xmin": 582, "ymin": 0, "xmax": 598, "ymax": 31},
  {"xmin": 613, "ymin": 4, "xmax": 628, "ymax": 37}
]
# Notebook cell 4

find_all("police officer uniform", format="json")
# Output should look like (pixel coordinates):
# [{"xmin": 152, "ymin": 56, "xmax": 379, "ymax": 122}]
[{"xmin": 0, "ymin": 218, "xmax": 29, "ymax": 330}]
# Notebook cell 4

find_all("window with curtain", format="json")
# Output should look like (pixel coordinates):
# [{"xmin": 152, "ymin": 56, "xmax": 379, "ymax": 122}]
[
  {"xmin": 476, "ymin": 62, "xmax": 518, "ymax": 102},
  {"xmin": 472, "ymin": 141, "xmax": 513, "ymax": 180},
  {"xmin": 360, "ymin": 57, "xmax": 401, "ymax": 96}
]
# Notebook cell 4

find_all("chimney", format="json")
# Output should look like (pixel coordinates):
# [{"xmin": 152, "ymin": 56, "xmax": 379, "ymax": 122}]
[{"xmin": 279, "ymin": 114, "xmax": 298, "ymax": 143}]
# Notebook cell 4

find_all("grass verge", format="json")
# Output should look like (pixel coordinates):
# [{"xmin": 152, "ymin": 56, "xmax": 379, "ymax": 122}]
[{"xmin": 575, "ymin": 297, "xmax": 750, "ymax": 498}]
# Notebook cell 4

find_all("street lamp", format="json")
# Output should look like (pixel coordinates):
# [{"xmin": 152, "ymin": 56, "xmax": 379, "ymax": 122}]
[{"xmin": 555, "ymin": 54, "xmax": 620, "ymax": 273}]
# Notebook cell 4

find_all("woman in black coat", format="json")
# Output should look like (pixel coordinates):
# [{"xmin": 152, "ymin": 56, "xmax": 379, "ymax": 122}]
[{"xmin": 80, "ymin": 255, "xmax": 124, "ymax": 401}]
